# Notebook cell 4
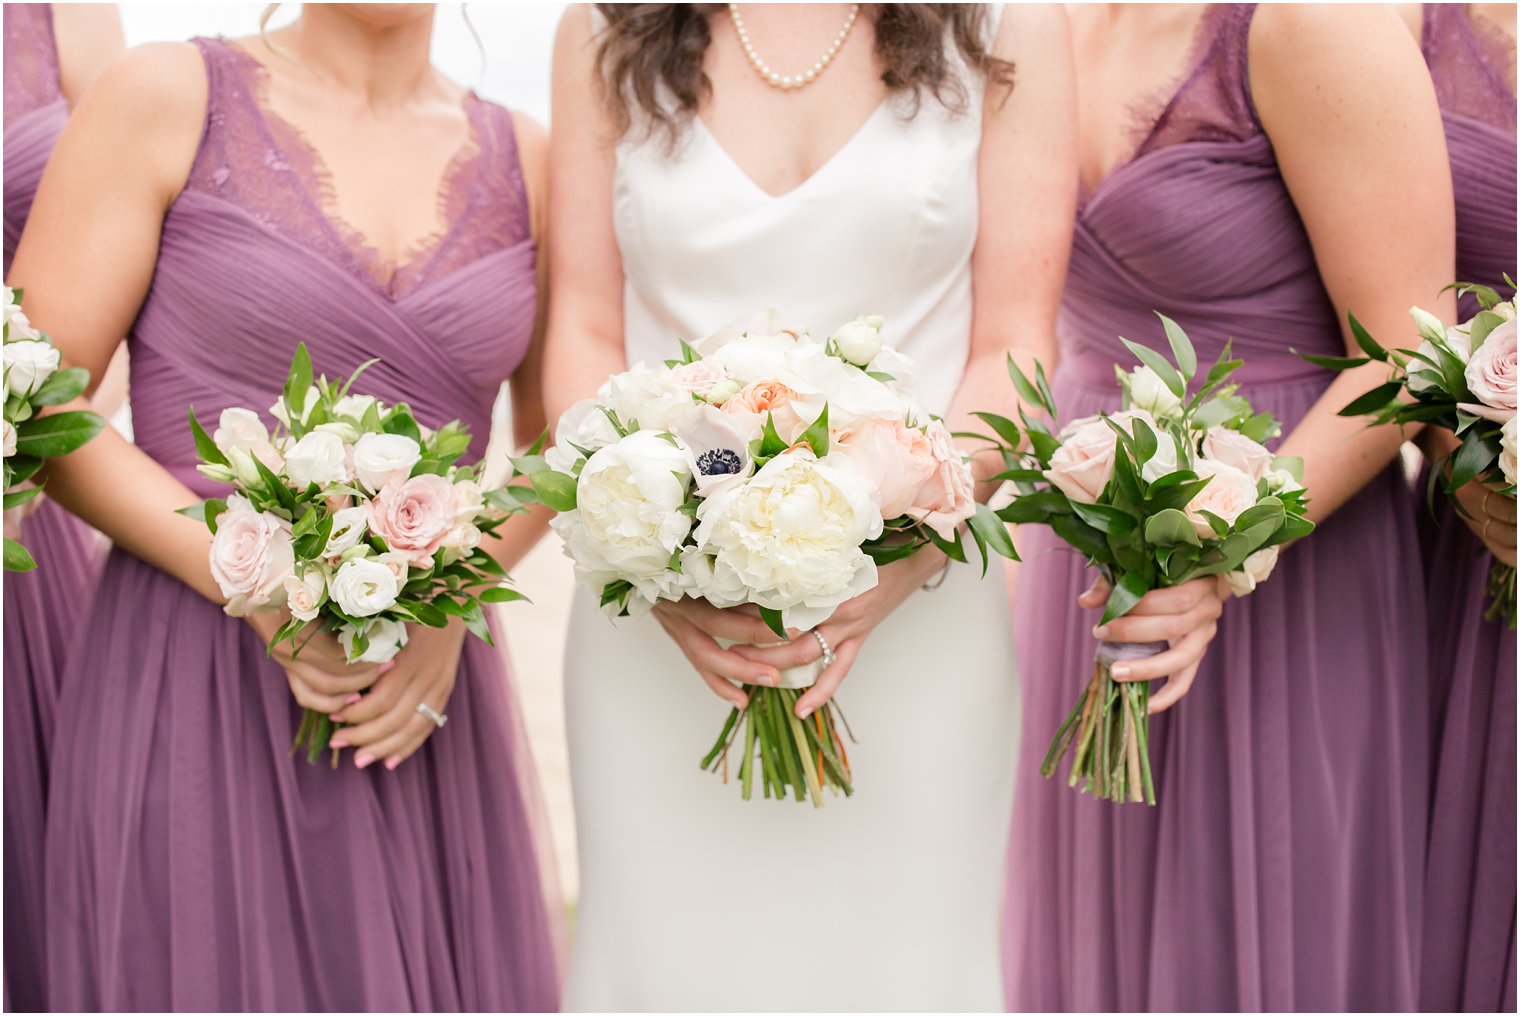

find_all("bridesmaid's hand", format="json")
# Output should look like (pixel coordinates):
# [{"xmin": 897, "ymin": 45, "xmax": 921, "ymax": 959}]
[
  {"xmin": 1453, "ymin": 480, "xmax": 1517, "ymax": 567},
  {"xmin": 1084, "ymin": 574, "xmax": 1228, "ymax": 715},
  {"xmin": 651, "ymin": 599, "xmax": 784, "ymax": 709},
  {"xmin": 328, "ymin": 620, "xmax": 466, "ymax": 770},
  {"xmin": 245, "ymin": 611, "xmax": 378, "ymax": 715},
  {"xmin": 732, "ymin": 550, "xmax": 949, "ymax": 719}
]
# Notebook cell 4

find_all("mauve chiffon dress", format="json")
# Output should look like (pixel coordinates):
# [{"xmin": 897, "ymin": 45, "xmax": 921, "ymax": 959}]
[
  {"xmin": 1416, "ymin": 5, "xmax": 1517, "ymax": 1011},
  {"xmin": 1002, "ymin": 6, "xmax": 1431, "ymax": 1010},
  {"xmin": 42, "ymin": 38, "xmax": 561, "ymax": 1011},
  {"xmin": 2, "ymin": 5, "xmax": 107, "ymax": 1010}
]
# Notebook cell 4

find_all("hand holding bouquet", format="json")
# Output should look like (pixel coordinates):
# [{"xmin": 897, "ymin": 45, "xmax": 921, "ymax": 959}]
[
  {"xmin": 2, "ymin": 286, "xmax": 106, "ymax": 571},
  {"xmin": 992, "ymin": 315, "xmax": 1313, "ymax": 804},
  {"xmin": 1303, "ymin": 284, "xmax": 1516, "ymax": 626},
  {"xmin": 184, "ymin": 345, "xmax": 529, "ymax": 762},
  {"xmin": 524, "ymin": 312, "xmax": 1015, "ymax": 807}
]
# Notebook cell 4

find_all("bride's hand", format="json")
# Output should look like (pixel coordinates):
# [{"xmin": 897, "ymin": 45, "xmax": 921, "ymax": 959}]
[
  {"xmin": 732, "ymin": 550, "xmax": 948, "ymax": 719},
  {"xmin": 651, "ymin": 599, "xmax": 784, "ymax": 709},
  {"xmin": 245, "ymin": 610, "xmax": 378, "ymax": 715},
  {"xmin": 328, "ymin": 619, "xmax": 467, "ymax": 770},
  {"xmin": 1082, "ymin": 574, "xmax": 1228, "ymax": 714}
]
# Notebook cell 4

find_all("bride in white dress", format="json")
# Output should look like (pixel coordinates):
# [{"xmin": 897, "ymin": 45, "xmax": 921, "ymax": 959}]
[{"xmin": 545, "ymin": 4, "xmax": 1076, "ymax": 1009}]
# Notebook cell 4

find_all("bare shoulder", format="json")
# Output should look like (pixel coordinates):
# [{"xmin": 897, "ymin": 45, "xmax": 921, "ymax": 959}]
[
  {"xmin": 510, "ymin": 110, "xmax": 549, "ymax": 165},
  {"xmin": 995, "ymin": 1, "xmax": 1071, "ymax": 56},
  {"xmin": 50, "ymin": 3, "xmax": 126, "ymax": 102},
  {"xmin": 555, "ymin": 3, "xmax": 599, "ymax": 65}
]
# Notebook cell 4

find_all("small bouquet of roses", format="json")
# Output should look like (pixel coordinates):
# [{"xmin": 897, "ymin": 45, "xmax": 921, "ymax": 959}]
[
  {"xmin": 521, "ymin": 312, "xmax": 1014, "ymax": 807},
  {"xmin": 2, "ymin": 286, "xmax": 106, "ymax": 571},
  {"xmin": 1303, "ymin": 284, "xmax": 1516, "ymax": 627},
  {"xmin": 185, "ymin": 344, "xmax": 529, "ymax": 762},
  {"xmin": 990, "ymin": 315, "xmax": 1313, "ymax": 804}
]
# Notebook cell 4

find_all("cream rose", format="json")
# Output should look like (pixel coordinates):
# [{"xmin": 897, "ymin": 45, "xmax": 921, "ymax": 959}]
[
  {"xmin": 3, "ymin": 339, "xmax": 58, "ymax": 397},
  {"xmin": 1126, "ymin": 365, "xmax": 1182, "ymax": 419},
  {"xmin": 1501, "ymin": 413, "xmax": 1517, "ymax": 487},
  {"xmin": 1465, "ymin": 319, "xmax": 1517, "ymax": 414},
  {"xmin": 832, "ymin": 315, "xmax": 886, "ymax": 366},
  {"xmin": 367, "ymin": 473, "xmax": 455, "ymax": 569},
  {"xmin": 352, "ymin": 432, "xmax": 421, "ymax": 492},
  {"xmin": 2, "ymin": 419, "xmax": 15, "ymax": 458},
  {"xmin": 1185, "ymin": 459, "xmax": 1261, "ymax": 537},
  {"xmin": 329, "ymin": 557, "xmax": 401, "ymax": 617},
  {"xmin": 833, "ymin": 416, "xmax": 937, "ymax": 519},
  {"xmin": 1225, "ymin": 546, "xmax": 1280, "ymax": 597},
  {"xmin": 908, "ymin": 420, "xmax": 978, "ymax": 539},
  {"xmin": 692, "ymin": 451, "xmax": 883, "ymax": 631},
  {"xmin": 210, "ymin": 495, "xmax": 295, "ymax": 616},
  {"xmin": 1201, "ymin": 427, "xmax": 1274, "ymax": 481},
  {"xmin": 213, "ymin": 407, "xmax": 283, "ymax": 486},
  {"xmin": 339, "ymin": 617, "xmax": 409, "ymax": 664},
  {"xmin": 1044, "ymin": 410, "xmax": 1155, "ymax": 505},
  {"xmin": 283, "ymin": 430, "xmax": 351, "ymax": 489},
  {"xmin": 283, "ymin": 567, "xmax": 327, "ymax": 623}
]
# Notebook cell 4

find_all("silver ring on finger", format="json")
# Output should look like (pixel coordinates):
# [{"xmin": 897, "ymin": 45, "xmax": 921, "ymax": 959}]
[
  {"xmin": 416, "ymin": 702, "xmax": 448, "ymax": 728},
  {"xmin": 811, "ymin": 629, "xmax": 836, "ymax": 669}
]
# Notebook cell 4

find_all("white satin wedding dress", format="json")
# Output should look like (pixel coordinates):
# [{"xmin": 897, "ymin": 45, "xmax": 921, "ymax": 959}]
[{"xmin": 564, "ymin": 12, "xmax": 1018, "ymax": 1011}]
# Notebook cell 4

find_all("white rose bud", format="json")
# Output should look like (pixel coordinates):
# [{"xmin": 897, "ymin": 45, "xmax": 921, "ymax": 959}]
[
  {"xmin": 1410, "ymin": 305, "xmax": 1449, "ymax": 344},
  {"xmin": 1125, "ymin": 365, "xmax": 1183, "ymax": 419},
  {"xmin": 705, "ymin": 377, "xmax": 743, "ymax": 406},
  {"xmin": 832, "ymin": 315, "xmax": 886, "ymax": 367},
  {"xmin": 329, "ymin": 557, "xmax": 401, "ymax": 617},
  {"xmin": 1226, "ymin": 546, "xmax": 1280, "ymax": 597},
  {"xmin": 4, "ymin": 339, "xmax": 60, "ymax": 398},
  {"xmin": 269, "ymin": 386, "xmax": 320, "ymax": 428},
  {"xmin": 339, "ymin": 617, "xmax": 409, "ymax": 664},
  {"xmin": 283, "ymin": 567, "xmax": 327, "ymax": 623},
  {"xmin": 283, "ymin": 430, "xmax": 352, "ymax": 489},
  {"xmin": 1495, "ymin": 301, "xmax": 1517, "ymax": 323},
  {"xmin": 213, "ymin": 408, "xmax": 282, "ymax": 486},
  {"xmin": 334, "ymin": 394, "xmax": 379, "ymax": 420},
  {"xmin": 5, "ymin": 307, "xmax": 40, "ymax": 342},
  {"xmin": 352, "ymin": 432, "xmax": 422, "ymax": 492},
  {"xmin": 2, "ymin": 419, "xmax": 15, "ymax": 458}
]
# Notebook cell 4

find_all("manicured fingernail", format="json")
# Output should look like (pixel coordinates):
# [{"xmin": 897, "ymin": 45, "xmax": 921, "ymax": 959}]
[
  {"xmin": 797, "ymin": 705, "xmax": 813, "ymax": 720},
  {"xmin": 1111, "ymin": 664, "xmax": 1131, "ymax": 680},
  {"xmin": 1092, "ymin": 624, "xmax": 1110, "ymax": 639},
  {"xmin": 329, "ymin": 738, "xmax": 348, "ymax": 749},
  {"xmin": 345, "ymin": 693, "xmax": 362, "ymax": 705},
  {"xmin": 384, "ymin": 755, "xmax": 401, "ymax": 771},
  {"xmin": 355, "ymin": 753, "xmax": 375, "ymax": 769},
  {"xmin": 379, "ymin": 661, "xmax": 396, "ymax": 675}
]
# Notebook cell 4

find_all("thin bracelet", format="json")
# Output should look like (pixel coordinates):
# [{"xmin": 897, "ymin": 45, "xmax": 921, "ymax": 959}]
[{"xmin": 922, "ymin": 557, "xmax": 952, "ymax": 592}]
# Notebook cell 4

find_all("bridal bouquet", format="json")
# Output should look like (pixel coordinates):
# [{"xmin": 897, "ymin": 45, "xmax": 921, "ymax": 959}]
[
  {"xmin": 1303, "ymin": 285, "xmax": 1516, "ymax": 627},
  {"xmin": 991, "ymin": 315, "xmax": 1313, "ymax": 804},
  {"xmin": 522, "ymin": 313, "xmax": 1014, "ymax": 807},
  {"xmin": 3, "ymin": 286, "xmax": 105, "ymax": 571},
  {"xmin": 185, "ymin": 344, "xmax": 529, "ymax": 762}
]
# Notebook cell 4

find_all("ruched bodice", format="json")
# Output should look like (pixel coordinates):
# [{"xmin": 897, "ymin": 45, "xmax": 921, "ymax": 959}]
[
  {"xmin": 3, "ymin": 3, "xmax": 67, "ymax": 273},
  {"xmin": 131, "ymin": 39, "xmax": 537, "ymax": 498}
]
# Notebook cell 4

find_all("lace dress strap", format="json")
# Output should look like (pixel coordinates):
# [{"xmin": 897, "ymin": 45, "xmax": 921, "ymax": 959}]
[
  {"xmin": 1423, "ymin": 3, "xmax": 1517, "ymax": 133},
  {"xmin": 4, "ymin": 3, "xmax": 61, "ymax": 126},
  {"xmin": 1132, "ymin": 4, "xmax": 1261, "ymax": 163}
]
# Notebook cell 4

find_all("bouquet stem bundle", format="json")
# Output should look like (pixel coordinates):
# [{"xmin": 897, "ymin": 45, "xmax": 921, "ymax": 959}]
[
  {"xmin": 702, "ymin": 691, "xmax": 853, "ymax": 807},
  {"xmin": 1042, "ymin": 638, "xmax": 1165, "ymax": 804}
]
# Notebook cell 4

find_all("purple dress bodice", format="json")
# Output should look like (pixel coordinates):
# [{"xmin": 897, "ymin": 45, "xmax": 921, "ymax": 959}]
[
  {"xmin": 132, "ymin": 38, "xmax": 536, "ymax": 497},
  {"xmin": 3, "ymin": 2, "xmax": 67, "ymax": 273},
  {"xmin": 1062, "ymin": 4, "xmax": 1342, "ymax": 396},
  {"xmin": 1424, "ymin": 3, "xmax": 1517, "ymax": 312}
]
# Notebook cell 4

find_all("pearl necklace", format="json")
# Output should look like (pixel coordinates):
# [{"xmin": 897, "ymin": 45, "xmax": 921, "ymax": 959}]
[{"xmin": 729, "ymin": 3, "xmax": 861, "ymax": 91}]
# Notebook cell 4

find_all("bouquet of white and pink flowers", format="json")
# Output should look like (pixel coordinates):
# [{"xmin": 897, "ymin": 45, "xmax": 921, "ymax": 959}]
[
  {"xmin": 990, "ymin": 315, "xmax": 1313, "ymax": 804},
  {"xmin": 184, "ymin": 345, "xmax": 529, "ymax": 762},
  {"xmin": 1304, "ymin": 284, "xmax": 1516, "ymax": 627},
  {"xmin": 2, "ymin": 286, "xmax": 106, "ymax": 571},
  {"xmin": 520, "ymin": 312, "xmax": 1014, "ymax": 807}
]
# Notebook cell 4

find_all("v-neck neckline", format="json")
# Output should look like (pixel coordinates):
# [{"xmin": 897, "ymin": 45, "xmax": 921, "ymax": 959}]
[{"xmin": 693, "ymin": 98, "xmax": 890, "ymax": 201}]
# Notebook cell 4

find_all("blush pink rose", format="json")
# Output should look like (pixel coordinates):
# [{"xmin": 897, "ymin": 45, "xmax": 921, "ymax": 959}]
[
  {"xmin": 834, "ymin": 416, "xmax": 938, "ymax": 518},
  {"xmin": 723, "ymin": 379, "xmax": 808, "ymax": 442},
  {"xmin": 1201, "ymin": 427, "xmax": 1274, "ymax": 481},
  {"xmin": 1465, "ymin": 319, "xmax": 1517, "ymax": 414},
  {"xmin": 668, "ymin": 360, "xmax": 727, "ymax": 398},
  {"xmin": 1043, "ymin": 412, "xmax": 1141, "ymax": 504},
  {"xmin": 367, "ymin": 473, "xmax": 455, "ymax": 569},
  {"xmin": 1185, "ymin": 459, "xmax": 1260, "ymax": 538},
  {"xmin": 908, "ymin": 420, "xmax": 977, "ymax": 539},
  {"xmin": 210, "ymin": 495, "xmax": 295, "ymax": 616}
]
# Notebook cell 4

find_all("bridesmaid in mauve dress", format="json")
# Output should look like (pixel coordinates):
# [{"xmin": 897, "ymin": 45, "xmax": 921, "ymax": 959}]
[
  {"xmin": 1, "ymin": 4, "xmax": 121, "ymax": 1009},
  {"xmin": 10, "ymin": 7, "xmax": 562, "ymax": 1010},
  {"xmin": 1408, "ymin": 4, "xmax": 1518, "ymax": 1009},
  {"xmin": 1003, "ymin": 5, "xmax": 1456, "ymax": 1010}
]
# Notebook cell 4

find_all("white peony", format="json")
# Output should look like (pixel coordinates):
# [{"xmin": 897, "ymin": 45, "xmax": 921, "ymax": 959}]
[
  {"xmin": 4, "ymin": 339, "xmax": 60, "ymax": 398},
  {"xmin": 690, "ymin": 310, "xmax": 788, "ymax": 357},
  {"xmin": 283, "ymin": 430, "xmax": 351, "ymax": 489},
  {"xmin": 863, "ymin": 345, "xmax": 918, "ymax": 392},
  {"xmin": 1225, "ymin": 546, "xmax": 1280, "ymax": 597},
  {"xmin": 599, "ymin": 363, "xmax": 697, "ymax": 434},
  {"xmin": 329, "ymin": 557, "xmax": 401, "ymax": 617},
  {"xmin": 2, "ymin": 419, "xmax": 14, "ymax": 458},
  {"xmin": 324, "ymin": 505, "xmax": 369, "ymax": 557},
  {"xmin": 352, "ymin": 432, "xmax": 421, "ymax": 492},
  {"xmin": 832, "ymin": 315, "xmax": 886, "ymax": 366},
  {"xmin": 692, "ymin": 450, "xmax": 882, "ymax": 631},
  {"xmin": 551, "ymin": 430, "xmax": 695, "ymax": 609},
  {"xmin": 339, "ymin": 617, "xmax": 410, "ymax": 664},
  {"xmin": 545, "ymin": 397, "xmax": 622, "ymax": 473},
  {"xmin": 1125, "ymin": 365, "xmax": 1183, "ymax": 419},
  {"xmin": 1501, "ymin": 413, "xmax": 1517, "ymax": 487}
]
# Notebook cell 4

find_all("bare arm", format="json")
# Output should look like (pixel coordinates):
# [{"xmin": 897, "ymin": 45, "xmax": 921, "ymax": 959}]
[
  {"xmin": 9, "ymin": 43, "xmax": 219, "ymax": 600},
  {"xmin": 51, "ymin": 4, "xmax": 125, "ymax": 107},
  {"xmin": 1252, "ymin": 3, "xmax": 1456, "ymax": 522}
]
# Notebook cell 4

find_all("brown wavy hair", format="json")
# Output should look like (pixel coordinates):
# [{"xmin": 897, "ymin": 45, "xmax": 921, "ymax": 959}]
[{"xmin": 593, "ymin": 4, "xmax": 1014, "ymax": 142}]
